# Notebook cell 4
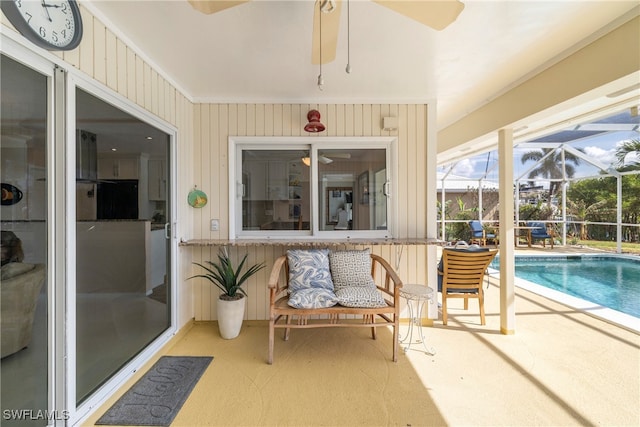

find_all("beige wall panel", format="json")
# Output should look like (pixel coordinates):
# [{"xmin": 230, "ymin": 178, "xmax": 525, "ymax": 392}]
[
  {"xmin": 363, "ymin": 104, "xmax": 373, "ymax": 136},
  {"xmin": 126, "ymin": 48, "xmax": 136, "ymax": 103},
  {"xmin": 193, "ymin": 104, "xmax": 206, "ymax": 238},
  {"xmin": 92, "ymin": 19, "xmax": 106, "ymax": 84},
  {"xmin": 63, "ymin": 41, "xmax": 79, "ymax": 68},
  {"xmin": 78, "ymin": 6, "xmax": 93, "ymax": 76},
  {"xmin": 191, "ymin": 102, "xmax": 430, "ymax": 321},
  {"xmin": 209, "ymin": 105, "xmax": 222, "ymax": 239},
  {"xmin": 135, "ymin": 56, "xmax": 144, "ymax": 108},
  {"xmin": 406, "ymin": 104, "xmax": 418, "ymax": 238},
  {"xmin": 371, "ymin": 105, "xmax": 381, "ymax": 137},
  {"xmin": 151, "ymin": 70, "xmax": 159, "ymax": 116},
  {"xmin": 115, "ymin": 39, "xmax": 127, "ymax": 96},
  {"xmin": 156, "ymin": 75, "xmax": 168, "ymax": 120},
  {"xmin": 143, "ymin": 62, "xmax": 152, "ymax": 111},
  {"xmin": 105, "ymin": 30, "xmax": 117, "ymax": 90}
]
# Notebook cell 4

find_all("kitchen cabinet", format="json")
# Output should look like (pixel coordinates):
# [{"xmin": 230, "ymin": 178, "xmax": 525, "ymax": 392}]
[
  {"xmin": 244, "ymin": 160, "xmax": 299, "ymax": 201},
  {"xmin": 98, "ymin": 156, "xmax": 139, "ymax": 180},
  {"xmin": 244, "ymin": 160, "xmax": 268, "ymax": 200},
  {"xmin": 267, "ymin": 161, "xmax": 288, "ymax": 200},
  {"xmin": 148, "ymin": 158, "xmax": 166, "ymax": 201}
]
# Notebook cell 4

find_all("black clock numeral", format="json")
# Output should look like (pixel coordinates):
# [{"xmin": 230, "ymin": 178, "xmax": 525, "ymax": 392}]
[
  {"xmin": 61, "ymin": 29, "xmax": 67, "ymax": 39},
  {"xmin": 25, "ymin": 12, "xmax": 33, "ymax": 24},
  {"xmin": 52, "ymin": 31, "xmax": 58, "ymax": 42},
  {"xmin": 60, "ymin": 2, "xmax": 68, "ymax": 14},
  {"xmin": 39, "ymin": 26, "xmax": 46, "ymax": 38},
  {"xmin": 65, "ymin": 19, "xmax": 71, "ymax": 29},
  {"xmin": 16, "ymin": 0, "xmax": 22, "ymax": 8}
]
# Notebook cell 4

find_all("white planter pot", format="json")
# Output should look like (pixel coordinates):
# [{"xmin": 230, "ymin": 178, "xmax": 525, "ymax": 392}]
[{"xmin": 216, "ymin": 296, "xmax": 246, "ymax": 339}]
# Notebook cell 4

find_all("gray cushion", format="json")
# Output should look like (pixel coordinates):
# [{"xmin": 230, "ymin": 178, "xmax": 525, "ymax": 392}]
[
  {"xmin": 335, "ymin": 286, "xmax": 387, "ymax": 308},
  {"xmin": 329, "ymin": 249, "xmax": 375, "ymax": 290},
  {"xmin": 329, "ymin": 249, "xmax": 386, "ymax": 307}
]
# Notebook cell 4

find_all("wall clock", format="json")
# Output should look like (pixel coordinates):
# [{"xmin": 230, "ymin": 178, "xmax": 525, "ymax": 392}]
[{"xmin": 1, "ymin": 0, "xmax": 83, "ymax": 51}]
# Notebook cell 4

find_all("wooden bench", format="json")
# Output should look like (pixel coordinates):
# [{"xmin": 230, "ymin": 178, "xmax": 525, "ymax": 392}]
[{"xmin": 267, "ymin": 253, "xmax": 403, "ymax": 364}]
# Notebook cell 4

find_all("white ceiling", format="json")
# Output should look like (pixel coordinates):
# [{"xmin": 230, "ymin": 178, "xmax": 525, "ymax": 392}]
[{"xmin": 86, "ymin": 0, "xmax": 638, "ymax": 130}]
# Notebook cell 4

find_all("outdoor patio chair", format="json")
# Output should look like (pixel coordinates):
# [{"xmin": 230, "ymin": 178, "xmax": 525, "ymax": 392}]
[
  {"xmin": 438, "ymin": 248, "xmax": 498, "ymax": 326},
  {"xmin": 468, "ymin": 220, "xmax": 496, "ymax": 246},
  {"xmin": 526, "ymin": 221, "xmax": 554, "ymax": 248}
]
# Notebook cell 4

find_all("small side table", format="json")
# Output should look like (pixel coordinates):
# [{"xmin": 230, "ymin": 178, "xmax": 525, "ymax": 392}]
[{"xmin": 399, "ymin": 284, "xmax": 436, "ymax": 355}]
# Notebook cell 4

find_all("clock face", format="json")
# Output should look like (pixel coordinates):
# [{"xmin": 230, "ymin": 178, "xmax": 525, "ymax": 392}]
[{"xmin": 1, "ymin": 0, "xmax": 83, "ymax": 51}]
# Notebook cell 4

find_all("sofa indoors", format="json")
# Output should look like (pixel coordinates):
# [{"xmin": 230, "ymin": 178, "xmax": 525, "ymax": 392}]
[{"xmin": 1, "ymin": 260, "xmax": 46, "ymax": 358}]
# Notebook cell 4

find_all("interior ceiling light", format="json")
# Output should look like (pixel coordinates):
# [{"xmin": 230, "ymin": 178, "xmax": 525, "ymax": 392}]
[{"xmin": 304, "ymin": 110, "xmax": 326, "ymax": 133}]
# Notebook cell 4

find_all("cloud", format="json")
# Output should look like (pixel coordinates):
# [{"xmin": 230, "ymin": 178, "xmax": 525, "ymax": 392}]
[
  {"xmin": 583, "ymin": 146, "xmax": 616, "ymax": 166},
  {"xmin": 451, "ymin": 159, "xmax": 476, "ymax": 177}
]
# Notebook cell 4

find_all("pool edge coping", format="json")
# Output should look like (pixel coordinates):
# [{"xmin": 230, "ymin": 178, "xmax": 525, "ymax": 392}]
[{"xmin": 488, "ymin": 253, "xmax": 640, "ymax": 334}]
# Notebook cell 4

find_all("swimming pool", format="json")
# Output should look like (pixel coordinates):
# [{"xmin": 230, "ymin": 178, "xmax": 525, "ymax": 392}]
[{"xmin": 491, "ymin": 254, "xmax": 640, "ymax": 331}]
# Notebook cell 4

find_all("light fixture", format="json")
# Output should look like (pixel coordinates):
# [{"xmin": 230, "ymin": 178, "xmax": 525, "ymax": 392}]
[
  {"xmin": 304, "ymin": 109, "xmax": 326, "ymax": 133},
  {"xmin": 302, "ymin": 157, "xmax": 311, "ymax": 166}
]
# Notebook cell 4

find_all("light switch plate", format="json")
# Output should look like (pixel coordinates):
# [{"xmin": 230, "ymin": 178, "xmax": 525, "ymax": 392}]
[{"xmin": 211, "ymin": 219, "xmax": 219, "ymax": 231}]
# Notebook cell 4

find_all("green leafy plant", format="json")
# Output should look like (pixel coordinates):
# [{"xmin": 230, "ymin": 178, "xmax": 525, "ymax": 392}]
[{"xmin": 189, "ymin": 248, "xmax": 265, "ymax": 301}]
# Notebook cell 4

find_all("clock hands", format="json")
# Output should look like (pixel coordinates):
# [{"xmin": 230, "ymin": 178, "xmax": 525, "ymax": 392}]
[{"xmin": 40, "ymin": 0, "xmax": 52, "ymax": 22}]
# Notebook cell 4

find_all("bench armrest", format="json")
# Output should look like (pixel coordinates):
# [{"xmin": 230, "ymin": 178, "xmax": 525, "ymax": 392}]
[
  {"xmin": 370, "ymin": 254, "xmax": 403, "ymax": 300},
  {"xmin": 268, "ymin": 255, "xmax": 289, "ymax": 304}
]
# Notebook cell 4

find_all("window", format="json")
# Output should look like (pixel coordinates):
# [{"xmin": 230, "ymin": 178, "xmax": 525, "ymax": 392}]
[{"xmin": 230, "ymin": 137, "xmax": 396, "ymax": 239}]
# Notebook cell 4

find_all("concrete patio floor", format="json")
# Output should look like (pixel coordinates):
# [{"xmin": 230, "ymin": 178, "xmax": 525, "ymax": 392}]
[{"xmin": 85, "ymin": 244, "xmax": 639, "ymax": 426}]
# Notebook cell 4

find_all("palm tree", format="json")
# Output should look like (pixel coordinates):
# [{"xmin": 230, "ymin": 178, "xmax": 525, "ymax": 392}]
[
  {"xmin": 521, "ymin": 147, "xmax": 582, "ymax": 205},
  {"xmin": 615, "ymin": 138, "xmax": 640, "ymax": 171}
]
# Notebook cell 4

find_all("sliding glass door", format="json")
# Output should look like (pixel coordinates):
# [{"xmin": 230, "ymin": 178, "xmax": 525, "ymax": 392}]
[
  {"xmin": 1, "ymin": 54, "xmax": 50, "ymax": 426},
  {"xmin": 74, "ymin": 88, "xmax": 172, "ymax": 403}
]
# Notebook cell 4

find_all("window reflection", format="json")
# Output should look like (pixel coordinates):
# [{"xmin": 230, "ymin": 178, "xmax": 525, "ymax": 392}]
[
  {"xmin": 242, "ymin": 150, "xmax": 310, "ymax": 231},
  {"xmin": 1, "ymin": 54, "xmax": 49, "ymax": 425}
]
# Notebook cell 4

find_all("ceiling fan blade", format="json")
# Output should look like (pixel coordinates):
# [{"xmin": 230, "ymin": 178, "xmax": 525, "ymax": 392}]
[
  {"xmin": 187, "ymin": 0, "xmax": 250, "ymax": 15},
  {"xmin": 373, "ymin": 0, "xmax": 464, "ymax": 31},
  {"xmin": 320, "ymin": 152, "xmax": 352, "ymax": 159},
  {"xmin": 311, "ymin": 0, "xmax": 343, "ymax": 65}
]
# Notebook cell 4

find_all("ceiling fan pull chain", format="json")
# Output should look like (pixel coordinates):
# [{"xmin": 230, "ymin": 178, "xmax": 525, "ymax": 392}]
[
  {"xmin": 317, "ymin": 0, "xmax": 324, "ymax": 91},
  {"xmin": 346, "ymin": 0, "xmax": 351, "ymax": 74}
]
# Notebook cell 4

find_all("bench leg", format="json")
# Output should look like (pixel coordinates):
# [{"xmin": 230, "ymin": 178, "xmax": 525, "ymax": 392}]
[
  {"xmin": 268, "ymin": 318, "xmax": 275, "ymax": 365},
  {"xmin": 364, "ymin": 314, "xmax": 376, "ymax": 340},
  {"xmin": 284, "ymin": 315, "xmax": 291, "ymax": 341},
  {"xmin": 392, "ymin": 318, "xmax": 399, "ymax": 362}
]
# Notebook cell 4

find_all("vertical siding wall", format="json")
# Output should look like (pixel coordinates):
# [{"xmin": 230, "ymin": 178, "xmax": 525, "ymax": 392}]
[
  {"xmin": 190, "ymin": 104, "xmax": 430, "ymax": 321},
  {"xmin": 1, "ymin": 6, "xmax": 196, "ymax": 327}
]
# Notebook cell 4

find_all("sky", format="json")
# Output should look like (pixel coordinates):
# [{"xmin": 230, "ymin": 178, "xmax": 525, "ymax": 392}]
[{"xmin": 441, "ymin": 130, "xmax": 640, "ymax": 185}]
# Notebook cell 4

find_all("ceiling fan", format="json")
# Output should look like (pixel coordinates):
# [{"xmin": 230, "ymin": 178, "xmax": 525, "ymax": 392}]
[
  {"xmin": 302, "ymin": 152, "xmax": 351, "ymax": 165},
  {"xmin": 188, "ymin": 0, "xmax": 465, "ymax": 65}
]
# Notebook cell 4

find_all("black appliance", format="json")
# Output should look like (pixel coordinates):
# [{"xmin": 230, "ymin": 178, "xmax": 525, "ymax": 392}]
[{"xmin": 97, "ymin": 180, "xmax": 139, "ymax": 219}]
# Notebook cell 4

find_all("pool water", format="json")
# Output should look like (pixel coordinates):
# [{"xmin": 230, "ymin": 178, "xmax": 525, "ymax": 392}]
[{"xmin": 492, "ymin": 256, "xmax": 640, "ymax": 318}]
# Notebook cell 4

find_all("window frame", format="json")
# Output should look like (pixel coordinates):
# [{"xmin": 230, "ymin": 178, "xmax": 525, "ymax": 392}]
[{"xmin": 229, "ymin": 136, "xmax": 397, "ymax": 240}]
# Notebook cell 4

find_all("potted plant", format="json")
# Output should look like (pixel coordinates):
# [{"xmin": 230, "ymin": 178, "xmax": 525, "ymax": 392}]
[{"xmin": 189, "ymin": 248, "xmax": 265, "ymax": 339}]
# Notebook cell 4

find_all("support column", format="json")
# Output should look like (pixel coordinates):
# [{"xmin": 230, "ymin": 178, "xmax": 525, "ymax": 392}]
[
  {"xmin": 426, "ymin": 103, "xmax": 439, "ymax": 320},
  {"xmin": 498, "ymin": 129, "xmax": 516, "ymax": 334},
  {"xmin": 617, "ymin": 175, "xmax": 622, "ymax": 253}
]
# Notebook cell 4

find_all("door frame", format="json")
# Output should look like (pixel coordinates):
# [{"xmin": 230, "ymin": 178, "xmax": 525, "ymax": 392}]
[{"xmin": 1, "ymin": 31, "xmax": 180, "ymax": 426}]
